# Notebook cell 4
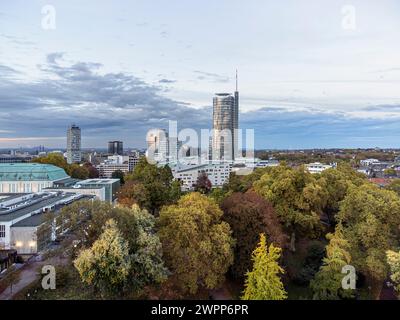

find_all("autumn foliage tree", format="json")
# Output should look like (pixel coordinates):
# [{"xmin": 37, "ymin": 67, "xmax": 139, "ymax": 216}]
[
  {"xmin": 74, "ymin": 219, "xmax": 131, "ymax": 296},
  {"xmin": 221, "ymin": 191, "xmax": 287, "ymax": 279},
  {"xmin": 253, "ymin": 164, "xmax": 327, "ymax": 252},
  {"xmin": 193, "ymin": 172, "xmax": 212, "ymax": 194},
  {"xmin": 336, "ymin": 184, "xmax": 400, "ymax": 299},
  {"xmin": 310, "ymin": 225, "xmax": 355, "ymax": 300},
  {"xmin": 242, "ymin": 233, "xmax": 287, "ymax": 300},
  {"xmin": 158, "ymin": 193, "xmax": 235, "ymax": 294}
]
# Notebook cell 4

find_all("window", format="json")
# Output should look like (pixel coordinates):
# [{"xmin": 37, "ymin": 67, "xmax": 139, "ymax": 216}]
[{"xmin": 0, "ymin": 225, "xmax": 5, "ymax": 238}]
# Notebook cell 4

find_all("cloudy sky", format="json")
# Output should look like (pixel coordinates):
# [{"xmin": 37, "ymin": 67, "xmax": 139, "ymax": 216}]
[{"xmin": 0, "ymin": 0, "xmax": 400, "ymax": 149}]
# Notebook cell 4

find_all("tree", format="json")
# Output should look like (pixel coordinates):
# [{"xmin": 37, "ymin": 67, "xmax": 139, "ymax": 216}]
[
  {"xmin": 122, "ymin": 157, "xmax": 181, "ymax": 214},
  {"xmin": 117, "ymin": 181, "xmax": 150, "ymax": 209},
  {"xmin": 386, "ymin": 250, "xmax": 400, "ymax": 296},
  {"xmin": 336, "ymin": 184, "xmax": 400, "ymax": 299},
  {"xmin": 69, "ymin": 164, "xmax": 89, "ymax": 179},
  {"xmin": 310, "ymin": 226, "xmax": 355, "ymax": 300},
  {"xmin": 84, "ymin": 163, "xmax": 99, "ymax": 178},
  {"xmin": 253, "ymin": 164, "xmax": 327, "ymax": 252},
  {"xmin": 384, "ymin": 168, "xmax": 397, "ymax": 177},
  {"xmin": 112, "ymin": 169, "xmax": 125, "ymax": 184},
  {"xmin": 193, "ymin": 172, "xmax": 212, "ymax": 194},
  {"xmin": 74, "ymin": 219, "xmax": 131, "ymax": 296},
  {"xmin": 387, "ymin": 179, "xmax": 400, "ymax": 196},
  {"xmin": 221, "ymin": 191, "xmax": 287, "ymax": 279},
  {"xmin": 32, "ymin": 153, "xmax": 69, "ymax": 171},
  {"xmin": 319, "ymin": 163, "xmax": 366, "ymax": 225},
  {"xmin": 158, "ymin": 193, "xmax": 235, "ymax": 294},
  {"xmin": 242, "ymin": 233, "xmax": 287, "ymax": 300},
  {"xmin": 53, "ymin": 200, "xmax": 168, "ymax": 293}
]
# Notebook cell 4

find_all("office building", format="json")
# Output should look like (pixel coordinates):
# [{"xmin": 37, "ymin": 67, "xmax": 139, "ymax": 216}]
[
  {"xmin": 108, "ymin": 141, "xmax": 123, "ymax": 155},
  {"xmin": 146, "ymin": 129, "xmax": 169, "ymax": 162},
  {"xmin": 67, "ymin": 124, "xmax": 81, "ymax": 164},
  {"xmin": 212, "ymin": 71, "xmax": 239, "ymax": 161}
]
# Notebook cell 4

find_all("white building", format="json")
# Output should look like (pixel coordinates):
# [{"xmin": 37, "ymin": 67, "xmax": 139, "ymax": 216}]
[
  {"xmin": 305, "ymin": 162, "xmax": 334, "ymax": 174},
  {"xmin": 171, "ymin": 162, "xmax": 232, "ymax": 191},
  {"xmin": 95, "ymin": 155, "xmax": 130, "ymax": 178},
  {"xmin": 360, "ymin": 159, "xmax": 380, "ymax": 167},
  {"xmin": 0, "ymin": 192, "xmax": 87, "ymax": 253},
  {"xmin": 0, "ymin": 163, "xmax": 70, "ymax": 193}
]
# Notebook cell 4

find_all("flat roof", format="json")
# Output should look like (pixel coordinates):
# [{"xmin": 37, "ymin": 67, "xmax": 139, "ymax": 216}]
[
  {"xmin": 78, "ymin": 179, "xmax": 120, "ymax": 184},
  {"xmin": 0, "ymin": 193, "xmax": 74, "ymax": 222}
]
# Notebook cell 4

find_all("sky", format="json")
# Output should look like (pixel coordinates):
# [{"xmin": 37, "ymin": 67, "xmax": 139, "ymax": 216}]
[{"xmin": 0, "ymin": 0, "xmax": 400, "ymax": 149}]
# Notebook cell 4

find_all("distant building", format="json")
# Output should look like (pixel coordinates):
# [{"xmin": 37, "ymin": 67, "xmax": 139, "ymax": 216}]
[
  {"xmin": 171, "ymin": 163, "xmax": 231, "ymax": 191},
  {"xmin": 67, "ymin": 124, "xmax": 81, "ymax": 164},
  {"xmin": 0, "ymin": 154, "xmax": 33, "ymax": 163},
  {"xmin": 146, "ymin": 129, "xmax": 169, "ymax": 162},
  {"xmin": 212, "ymin": 71, "xmax": 239, "ymax": 161},
  {"xmin": 95, "ymin": 155, "xmax": 129, "ymax": 178},
  {"xmin": 360, "ymin": 159, "xmax": 379, "ymax": 167},
  {"xmin": 108, "ymin": 141, "xmax": 123, "ymax": 155},
  {"xmin": 0, "ymin": 163, "xmax": 70, "ymax": 193},
  {"xmin": 305, "ymin": 162, "xmax": 334, "ymax": 174}
]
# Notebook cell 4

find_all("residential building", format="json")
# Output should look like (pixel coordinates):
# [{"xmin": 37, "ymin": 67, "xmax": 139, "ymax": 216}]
[{"xmin": 67, "ymin": 124, "xmax": 81, "ymax": 164}]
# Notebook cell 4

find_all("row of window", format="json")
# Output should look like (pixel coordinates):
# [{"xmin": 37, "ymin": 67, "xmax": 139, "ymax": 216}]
[{"xmin": 0, "ymin": 225, "xmax": 5, "ymax": 238}]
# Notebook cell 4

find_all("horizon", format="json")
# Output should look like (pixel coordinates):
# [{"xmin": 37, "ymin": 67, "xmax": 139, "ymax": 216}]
[{"xmin": 1, "ymin": 0, "xmax": 400, "ymax": 149}]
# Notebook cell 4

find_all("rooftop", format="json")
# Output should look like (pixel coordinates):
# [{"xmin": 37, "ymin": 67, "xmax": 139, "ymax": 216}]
[{"xmin": 0, "ymin": 163, "xmax": 69, "ymax": 182}]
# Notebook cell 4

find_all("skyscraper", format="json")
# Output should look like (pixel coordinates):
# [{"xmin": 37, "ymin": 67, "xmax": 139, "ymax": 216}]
[
  {"xmin": 67, "ymin": 124, "xmax": 81, "ymax": 164},
  {"xmin": 108, "ymin": 141, "xmax": 123, "ymax": 155},
  {"xmin": 212, "ymin": 71, "xmax": 239, "ymax": 160}
]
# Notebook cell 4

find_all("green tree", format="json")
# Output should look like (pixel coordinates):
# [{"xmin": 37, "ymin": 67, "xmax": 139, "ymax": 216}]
[
  {"xmin": 69, "ymin": 164, "xmax": 89, "ymax": 179},
  {"xmin": 32, "ymin": 153, "xmax": 69, "ymax": 171},
  {"xmin": 310, "ymin": 226, "xmax": 355, "ymax": 300},
  {"xmin": 319, "ymin": 163, "xmax": 366, "ymax": 224},
  {"xmin": 112, "ymin": 169, "xmax": 125, "ymax": 184},
  {"xmin": 74, "ymin": 219, "xmax": 131, "ymax": 296},
  {"xmin": 336, "ymin": 184, "xmax": 400, "ymax": 298},
  {"xmin": 386, "ymin": 250, "xmax": 400, "ymax": 296},
  {"xmin": 124, "ymin": 157, "xmax": 181, "ymax": 214},
  {"xmin": 158, "ymin": 193, "xmax": 234, "ymax": 294},
  {"xmin": 53, "ymin": 200, "xmax": 168, "ymax": 293},
  {"xmin": 221, "ymin": 191, "xmax": 287, "ymax": 279},
  {"xmin": 387, "ymin": 179, "xmax": 400, "ymax": 196},
  {"xmin": 242, "ymin": 233, "xmax": 287, "ymax": 300},
  {"xmin": 384, "ymin": 168, "xmax": 397, "ymax": 177},
  {"xmin": 253, "ymin": 164, "xmax": 327, "ymax": 252}
]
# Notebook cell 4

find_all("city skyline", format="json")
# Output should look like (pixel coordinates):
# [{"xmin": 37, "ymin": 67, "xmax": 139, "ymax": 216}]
[{"xmin": 1, "ymin": 1, "xmax": 400, "ymax": 149}]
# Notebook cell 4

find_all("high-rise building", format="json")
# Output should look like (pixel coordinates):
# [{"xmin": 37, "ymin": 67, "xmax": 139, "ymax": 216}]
[
  {"xmin": 108, "ymin": 141, "xmax": 123, "ymax": 155},
  {"xmin": 67, "ymin": 124, "xmax": 81, "ymax": 164},
  {"xmin": 212, "ymin": 71, "xmax": 239, "ymax": 160},
  {"xmin": 146, "ymin": 129, "xmax": 169, "ymax": 162}
]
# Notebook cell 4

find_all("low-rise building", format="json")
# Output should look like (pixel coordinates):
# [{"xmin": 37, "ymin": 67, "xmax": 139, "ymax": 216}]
[
  {"xmin": 0, "ymin": 163, "xmax": 70, "ymax": 194},
  {"xmin": 305, "ymin": 162, "xmax": 334, "ymax": 174},
  {"xmin": 0, "ymin": 192, "xmax": 90, "ymax": 254}
]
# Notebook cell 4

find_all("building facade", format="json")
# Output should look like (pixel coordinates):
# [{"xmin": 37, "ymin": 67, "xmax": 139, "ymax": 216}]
[
  {"xmin": 0, "ymin": 163, "xmax": 70, "ymax": 193},
  {"xmin": 67, "ymin": 124, "xmax": 81, "ymax": 164},
  {"xmin": 108, "ymin": 141, "xmax": 123, "ymax": 155},
  {"xmin": 212, "ymin": 74, "xmax": 239, "ymax": 161}
]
